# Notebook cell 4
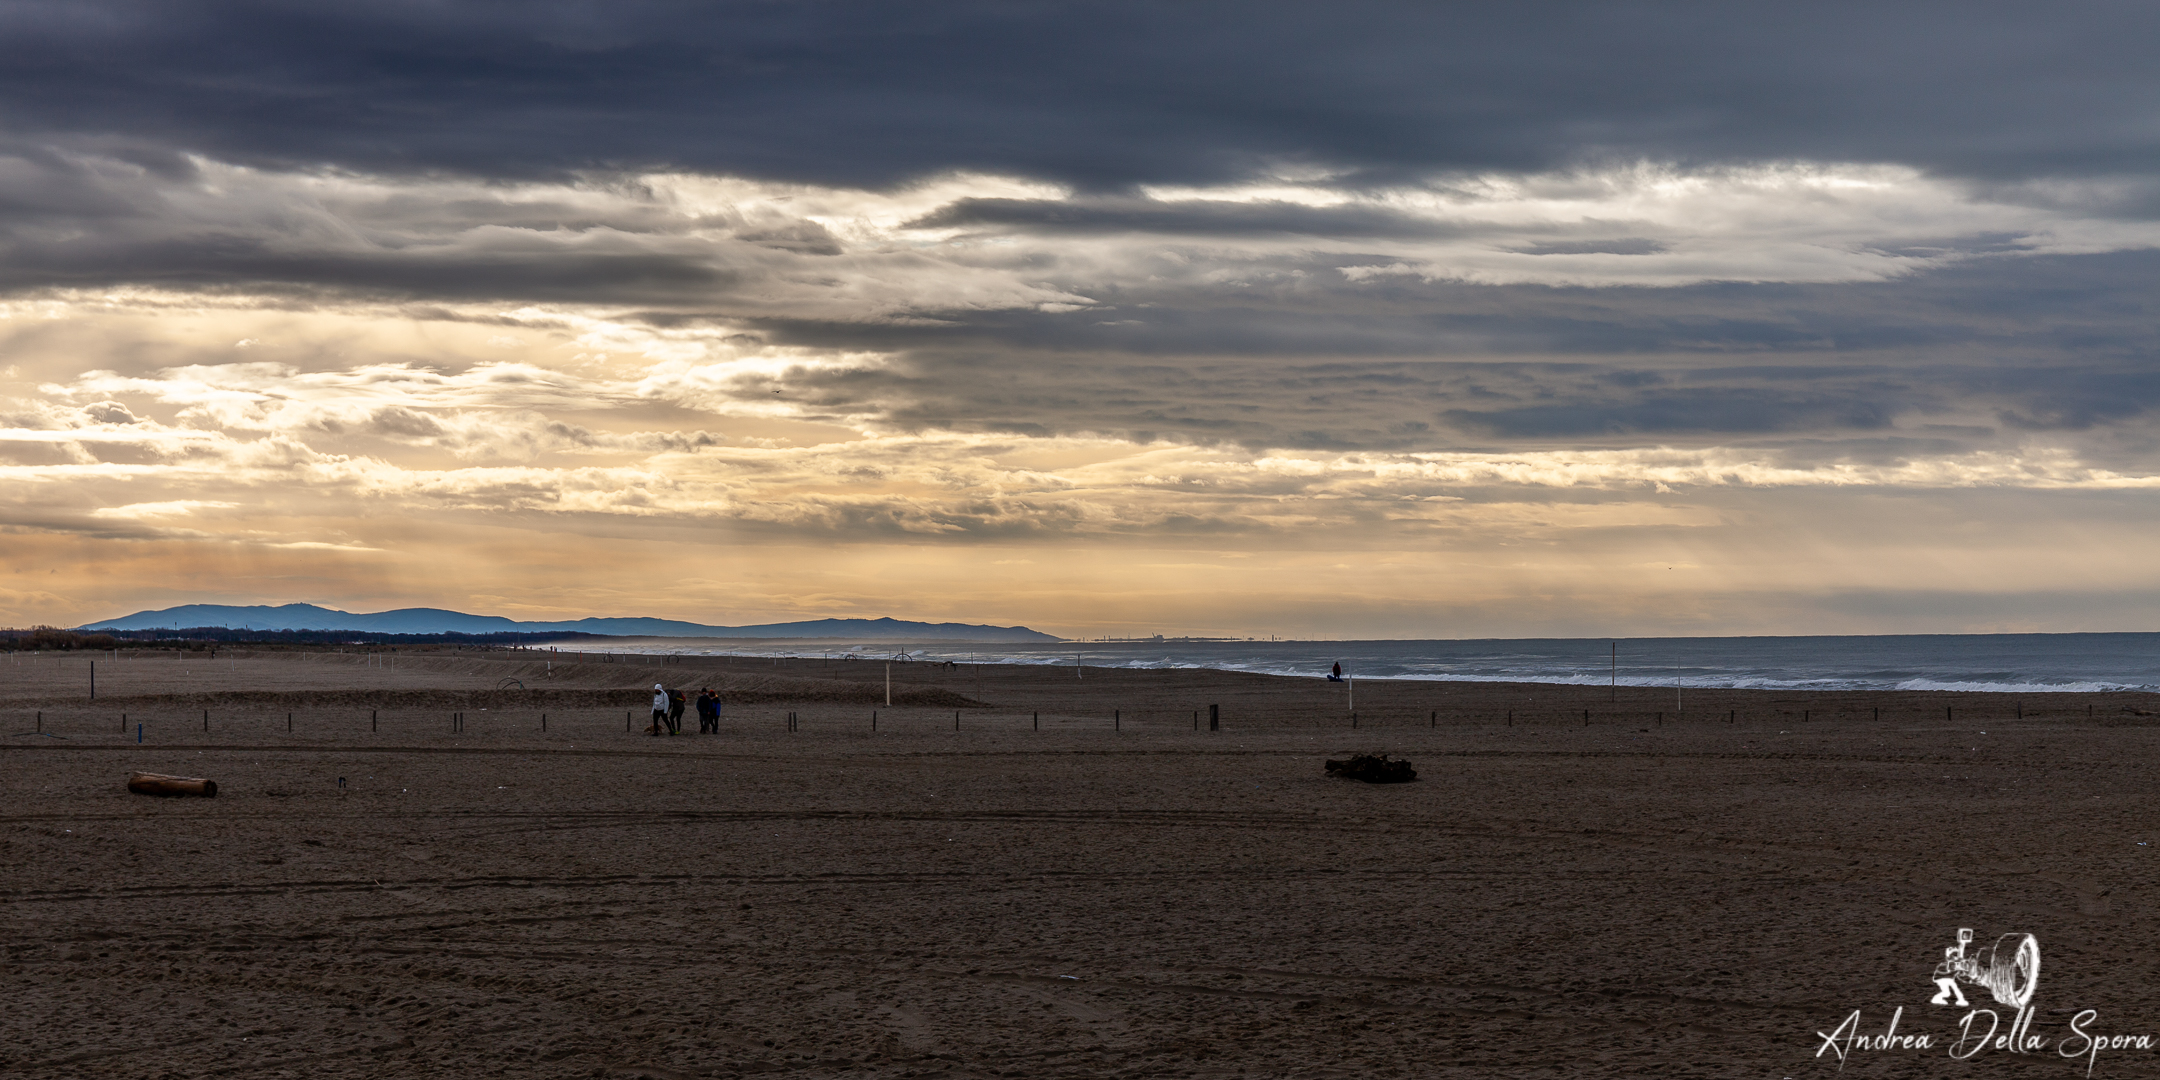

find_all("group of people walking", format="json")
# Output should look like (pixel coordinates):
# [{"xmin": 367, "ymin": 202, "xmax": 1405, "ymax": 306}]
[{"xmin": 650, "ymin": 684, "xmax": 725, "ymax": 735}]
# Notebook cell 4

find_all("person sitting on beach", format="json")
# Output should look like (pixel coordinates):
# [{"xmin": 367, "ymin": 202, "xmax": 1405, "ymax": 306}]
[
  {"xmin": 650, "ymin": 684, "xmax": 668, "ymax": 736},
  {"xmin": 1328, "ymin": 662, "xmax": 1344, "ymax": 682}
]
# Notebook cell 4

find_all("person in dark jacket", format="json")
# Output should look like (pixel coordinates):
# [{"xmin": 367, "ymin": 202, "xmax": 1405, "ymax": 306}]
[
  {"xmin": 666, "ymin": 688, "xmax": 687, "ymax": 735},
  {"xmin": 697, "ymin": 687, "xmax": 721, "ymax": 733}
]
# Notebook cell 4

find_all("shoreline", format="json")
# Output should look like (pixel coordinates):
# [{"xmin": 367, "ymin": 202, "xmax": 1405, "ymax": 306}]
[
  {"xmin": 17, "ymin": 634, "xmax": 2160, "ymax": 693},
  {"xmin": 4, "ymin": 646, "xmax": 2158, "ymax": 724},
  {"xmin": 540, "ymin": 633, "xmax": 2160, "ymax": 694}
]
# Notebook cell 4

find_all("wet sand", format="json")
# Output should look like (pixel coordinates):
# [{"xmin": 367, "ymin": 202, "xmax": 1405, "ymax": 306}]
[{"xmin": 6, "ymin": 647, "xmax": 2160, "ymax": 1078}]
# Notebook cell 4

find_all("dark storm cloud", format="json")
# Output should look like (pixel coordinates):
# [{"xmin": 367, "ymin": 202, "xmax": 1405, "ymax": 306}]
[
  {"xmin": 1440, "ymin": 389, "xmax": 1908, "ymax": 439},
  {"xmin": 1511, "ymin": 239, "xmax": 1668, "ymax": 257},
  {"xmin": 755, "ymin": 249, "xmax": 2160, "ymax": 362},
  {"xmin": 3, "ymin": 1, "xmax": 2158, "ymax": 469},
  {"xmin": 0, "ymin": 233, "xmax": 737, "ymax": 302},
  {"xmin": 0, "ymin": 1, "xmax": 2157, "ymax": 189},
  {"xmin": 739, "ymin": 250, "xmax": 2160, "ymax": 452},
  {"xmin": 793, "ymin": 351, "xmax": 1944, "ymax": 450},
  {"xmin": 907, "ymin": 197, "xmax": 1486, "ymax": 240}
]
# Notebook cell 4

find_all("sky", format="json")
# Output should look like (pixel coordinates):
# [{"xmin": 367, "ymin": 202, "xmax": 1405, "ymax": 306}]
[{"xmin": 4, "ymin": 1, "xmax": 2160, "ymax": 638}]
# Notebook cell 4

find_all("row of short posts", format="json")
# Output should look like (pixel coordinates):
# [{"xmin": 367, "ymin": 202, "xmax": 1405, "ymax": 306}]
[
  {"xmin": 25, "ymin": 699, "xmax": 2108, "ymax": 738},
  {"xmin": 784, "ymin": 705, "xmax": 1223, "ymax": 732},
  {"xmin": 1373, "ymin": 709, "xmax": 1448, "ymax": 728},
  {"xmin": 54, "ymin": 707, "xmax": 550, "ymax": 736},
  {"xmin": 1408, "ymin": 702, "xmax": 2092, "ymax": 726},
  {"xmin": 62, "ymin": 704, "xmax": 1604, "ymax": 736},
  {"xmin": 134, "ymin": 705, "xmax": 1236, "ymax": 735}
]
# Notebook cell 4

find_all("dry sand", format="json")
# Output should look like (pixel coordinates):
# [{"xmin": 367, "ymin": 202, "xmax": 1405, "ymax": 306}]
[{"xmin": 6, "ymin": 646, "xmax": 2160, "ymax": 1078}]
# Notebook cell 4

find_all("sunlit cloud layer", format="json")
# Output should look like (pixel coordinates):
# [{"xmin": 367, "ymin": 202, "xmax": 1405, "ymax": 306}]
[
  {"xmin": 6, "ymin": 151, "xmax": 2157, "ymax": 308},
  {"xmin": 4, "ymin": 3, "xmax": 2160, "ymax": 635},
  {"xmin": 4, "ymin": 280, "xmax": 2159, "ymax": 635}
]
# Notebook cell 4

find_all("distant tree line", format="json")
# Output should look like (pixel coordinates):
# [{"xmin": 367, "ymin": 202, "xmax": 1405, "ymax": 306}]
[{"xmin": 0, "ymin": 626, "xmax": 612, "ymax": 650}]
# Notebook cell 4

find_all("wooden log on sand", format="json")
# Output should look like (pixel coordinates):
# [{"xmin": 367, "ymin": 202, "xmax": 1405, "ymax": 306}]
[{"xmin": 127, "ymin": 772, "xmax": 218, "ymax": 798}]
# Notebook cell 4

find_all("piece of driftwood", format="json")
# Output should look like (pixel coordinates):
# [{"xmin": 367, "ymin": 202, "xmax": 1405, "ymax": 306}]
[
  {"xmin": 1324, "ymin": 753, "xmax": 1417, "ymax": 784},
  {"xmin": 127, "ymin": 772, "xmax": 218, "ymax": 797}
]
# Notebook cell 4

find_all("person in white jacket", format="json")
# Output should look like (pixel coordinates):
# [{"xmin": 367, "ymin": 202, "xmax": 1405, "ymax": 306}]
[{"xmin": 650, "ymin": 684, "xmax": 668, "ymax": 736}]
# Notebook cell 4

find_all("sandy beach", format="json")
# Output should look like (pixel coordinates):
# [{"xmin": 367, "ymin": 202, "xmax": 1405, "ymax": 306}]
[{"xmin": 6, "ymin": 645, "xmax": 2160, "ymax": 1078}]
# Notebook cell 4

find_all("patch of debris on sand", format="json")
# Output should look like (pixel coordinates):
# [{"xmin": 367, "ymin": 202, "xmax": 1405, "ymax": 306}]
[{"xmin": 1324, "ymin": 752, "xmax": 1417, "ymax": 783}]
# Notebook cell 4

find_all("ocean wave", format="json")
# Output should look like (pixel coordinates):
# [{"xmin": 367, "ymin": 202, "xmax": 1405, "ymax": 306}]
[{"xmin": 1893, "ymin": 678, "xmax": 2145, "ymax": 694}]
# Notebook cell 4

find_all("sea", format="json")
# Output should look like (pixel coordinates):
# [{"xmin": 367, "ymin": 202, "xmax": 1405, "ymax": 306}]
[{"xmin": 566, "ymin": 633, "xmax": 2160, "ymax": 694}]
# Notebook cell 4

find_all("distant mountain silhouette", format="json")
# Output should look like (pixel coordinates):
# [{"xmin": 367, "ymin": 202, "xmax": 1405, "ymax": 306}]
[{"xmin": 80, "ymin": 603, "xmax": 1062, "ymax": 641}]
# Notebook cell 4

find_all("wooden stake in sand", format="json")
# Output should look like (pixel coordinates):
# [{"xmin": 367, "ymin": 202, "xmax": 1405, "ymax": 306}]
[
  {"xmin": 89, "ymin": 660, "xmax": 95, "ymax": 700},
  {"xmin": 886, "ymin": 663, "xmax": 892, "ymax": 707}
]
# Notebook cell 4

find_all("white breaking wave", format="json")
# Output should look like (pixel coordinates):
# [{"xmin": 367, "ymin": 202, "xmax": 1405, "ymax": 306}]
[{"xmin": 1894, "ymin": 678, "xmax": 2145, "ymax": 694}]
